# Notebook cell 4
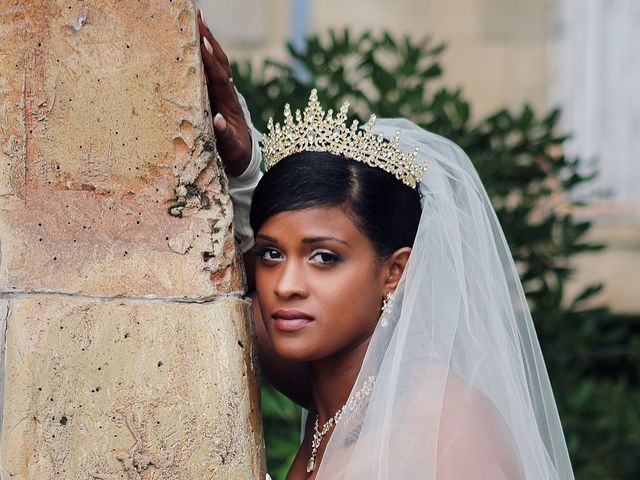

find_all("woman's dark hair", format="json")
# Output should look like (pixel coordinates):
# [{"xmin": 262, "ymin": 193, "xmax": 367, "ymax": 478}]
[{"xmin": 250, "ymin": 152, "xmax": 422, "ymax": 260}]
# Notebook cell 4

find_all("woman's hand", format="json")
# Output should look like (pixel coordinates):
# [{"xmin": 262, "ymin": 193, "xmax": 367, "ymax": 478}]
[{"xmin": 197, "ymin": 9, "xmax": 252, "ymax": 177}]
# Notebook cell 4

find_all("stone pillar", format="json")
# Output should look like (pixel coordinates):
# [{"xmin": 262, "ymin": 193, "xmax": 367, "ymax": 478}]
[{"xmin": 0, "ymin": 1, "xmax": 264, "ymax": 478}]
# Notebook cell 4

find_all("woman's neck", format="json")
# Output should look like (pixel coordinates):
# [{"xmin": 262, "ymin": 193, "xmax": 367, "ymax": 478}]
[{"xmin": 309, "ymin": 334, "xmax": 373, "ymax": 423}]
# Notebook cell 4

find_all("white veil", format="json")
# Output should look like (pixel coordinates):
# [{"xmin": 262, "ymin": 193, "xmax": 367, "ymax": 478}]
[{"xmin": 316, "ymin": 119, "xmax": 574, "ymax": 479}]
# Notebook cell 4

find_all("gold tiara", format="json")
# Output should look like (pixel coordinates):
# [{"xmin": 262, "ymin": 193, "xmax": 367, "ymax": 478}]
[{"xmin": 261, "ymin": 89, "xmax": 427, "ymax": 188}]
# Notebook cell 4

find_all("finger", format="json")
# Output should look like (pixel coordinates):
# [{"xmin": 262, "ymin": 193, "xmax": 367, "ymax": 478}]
[
  {"xmin": 197, "ymin": 10, "xmax": 232, "ymax": 79},
  {"xmin": 200, "ymin": 45, "xmax": 244, "ymax": 130},
  {"xmin": 197, "ymin": 18, "xmax": 240, "ymax": 112},
  {"xmin": 213, "ymin": 112, "xmax": 243, "ymax": 157},
  {"xmin": 214, "ymin": 112, "xmax": 250, "ymax": 177},
  {"xmin": 213, "ymin": 113, "xmax": 233, "ymax": 144},
  {"xmin": 200, "ymin": 38, "xmax": 236, "ymax": 113},
  {"xmin": 205, "ymin": 33, "xmax": 233, "ymax": 79}
]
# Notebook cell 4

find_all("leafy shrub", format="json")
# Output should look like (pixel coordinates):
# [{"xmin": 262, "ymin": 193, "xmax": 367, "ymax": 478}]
[{"xmin": 232, "ymin": 30, "xmax": 640, "ymax": 480}]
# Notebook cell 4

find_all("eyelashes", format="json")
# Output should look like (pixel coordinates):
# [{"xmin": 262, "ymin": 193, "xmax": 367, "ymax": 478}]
[
  {"xmin": 251, "ymin": 246, "xmax": 343, "ymax": 265},
  {"xmin": 310, "ymin": 251, "xmax": 342, "ymax": 264},
  {"xmin": 251, "ymin": 246, "xmax": 283, "ymax": 262}
]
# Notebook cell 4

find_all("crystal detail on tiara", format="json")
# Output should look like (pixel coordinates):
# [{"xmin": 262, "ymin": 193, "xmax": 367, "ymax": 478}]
[{"xmin": 261, "ymin": 89, "xmax": 428, "ymax": 188}]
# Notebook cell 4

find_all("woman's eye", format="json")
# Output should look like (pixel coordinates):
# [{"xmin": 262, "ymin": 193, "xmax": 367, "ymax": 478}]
[
  {"xmin": 255, "ymin": 247, "xmax": 283, "ymax": 262},
  {"xmin": 310, "ymin": 251, "xmax": 340, "ymax": 264}
]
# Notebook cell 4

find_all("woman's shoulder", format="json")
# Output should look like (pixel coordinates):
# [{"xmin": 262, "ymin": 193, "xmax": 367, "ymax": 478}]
[{"xmin": 399, "ymin": 365, "xmax": 525, "ymax": 479}]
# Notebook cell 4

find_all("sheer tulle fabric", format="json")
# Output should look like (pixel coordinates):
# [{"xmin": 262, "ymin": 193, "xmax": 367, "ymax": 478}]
[{"xmin": 316, "ymin": 120, "xmax": 574, "ymax": 479}]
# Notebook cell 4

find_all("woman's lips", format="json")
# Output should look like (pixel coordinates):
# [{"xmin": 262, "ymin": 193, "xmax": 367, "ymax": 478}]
[{"xmin": 272, "ymin": 309, "xmax": 314, "ymax": 332}]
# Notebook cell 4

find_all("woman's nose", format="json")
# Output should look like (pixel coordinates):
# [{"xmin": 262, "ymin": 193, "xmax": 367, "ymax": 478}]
[{"xmin": 274, "ymin": 260, "xmax": 308, "ymax": 299}]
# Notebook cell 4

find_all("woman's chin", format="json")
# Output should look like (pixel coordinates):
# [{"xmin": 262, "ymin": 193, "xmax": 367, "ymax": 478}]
[{"xmin": 270, "ymin": 336, "xmax": 322, "ymax": 363}]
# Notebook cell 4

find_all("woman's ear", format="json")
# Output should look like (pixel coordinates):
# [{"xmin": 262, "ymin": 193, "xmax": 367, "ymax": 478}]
[{"xmin": 383, "ymin": 247, "xmax": 412, "ymax": 292}]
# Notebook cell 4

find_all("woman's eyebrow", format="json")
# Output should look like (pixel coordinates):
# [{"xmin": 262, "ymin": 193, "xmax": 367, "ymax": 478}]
[
  {"xmin": 302, "ymin": 236, "xmax": 351, "ymax": 246},
  {"xmin": 255, "ymin": 234, "xmax": 278, "ymax": 243}
]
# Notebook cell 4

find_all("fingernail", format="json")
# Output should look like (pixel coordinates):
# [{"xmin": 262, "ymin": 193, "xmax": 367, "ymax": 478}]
[
  {"xmin": 203, "ymin": 36, "xmax": 213, "ymax": 56},
  {"xmin": 266, "ymin": 475, "xmax": 272, "ymax": 480},
  {"xmin": 214, "ymin": 113, "xmax": 227, "ymax": 132},
  {"xmin": 199, "ymin": 8, "xmax": 209, "ymax": 29}
]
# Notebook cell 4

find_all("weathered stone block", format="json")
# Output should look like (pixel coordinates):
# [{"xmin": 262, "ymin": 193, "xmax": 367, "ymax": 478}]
[
  {"xmin": 0, "ymin": 0, "xmax": 244, "ymax": 299},
  {"xmin": 1, "ymin": 297, "xmax": 263, "ymax": 478}
]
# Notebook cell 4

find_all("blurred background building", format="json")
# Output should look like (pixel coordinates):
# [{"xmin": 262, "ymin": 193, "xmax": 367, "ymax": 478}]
[{"xmin": 198, "ymin": 0, "xmax": 640, "ymax": 313}]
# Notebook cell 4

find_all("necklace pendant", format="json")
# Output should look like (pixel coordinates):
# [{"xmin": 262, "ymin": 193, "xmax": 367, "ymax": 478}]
[{"xmin": 306, "ymin": 377, "xmax": 376, "ymax": 474}]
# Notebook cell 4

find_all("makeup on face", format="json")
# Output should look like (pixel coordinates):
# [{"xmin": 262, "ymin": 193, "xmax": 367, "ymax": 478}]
[{"xmin": 253, "ymin": 206, "xmax": 386, "ymax": 363}]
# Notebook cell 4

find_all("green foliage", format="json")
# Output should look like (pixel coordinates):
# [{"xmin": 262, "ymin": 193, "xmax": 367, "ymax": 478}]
[
  {"xmin": 260, "ymin": 384, "xmax": 302, "ymax": 479},
  {"xmin": 233, "ymin": 29, "xmax": 640, "ymax": 479}
]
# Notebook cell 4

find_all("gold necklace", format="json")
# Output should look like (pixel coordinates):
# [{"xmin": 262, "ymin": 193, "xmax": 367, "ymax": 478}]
[{"xmin": 306, "ymin": 376, "xmax": 375, "ymax": 473}]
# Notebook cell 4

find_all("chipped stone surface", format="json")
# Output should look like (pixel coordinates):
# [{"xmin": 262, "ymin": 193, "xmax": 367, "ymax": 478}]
[
  {"xmin": 0, "ymin": 0, "xmax": 244, "ymax": 298},
  {"xmin": 0, "ymin": 1, "xmax": 264, "ymax": 477},
  {"xmin": 1, "ymin": 297, "xmax": 263, "ymax": 479}
]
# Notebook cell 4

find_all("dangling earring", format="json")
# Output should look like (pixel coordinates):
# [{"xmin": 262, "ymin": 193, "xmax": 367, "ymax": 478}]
[{"xmin": 380, "ymin": 291, "xmax": 394, "ymax": 328}]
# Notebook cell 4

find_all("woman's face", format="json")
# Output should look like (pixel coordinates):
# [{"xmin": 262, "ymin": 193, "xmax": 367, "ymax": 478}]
[{"xmin": 253, "ymin": 205, "xmax": 387, "ymax": 363}]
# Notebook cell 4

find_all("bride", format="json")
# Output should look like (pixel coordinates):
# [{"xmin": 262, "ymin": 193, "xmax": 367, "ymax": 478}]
[{"xmin": 198, "ymin": 11, "xmax": 574, "ymax": 480}]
